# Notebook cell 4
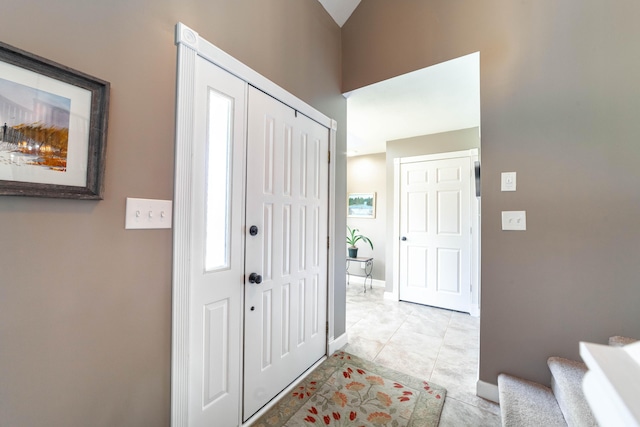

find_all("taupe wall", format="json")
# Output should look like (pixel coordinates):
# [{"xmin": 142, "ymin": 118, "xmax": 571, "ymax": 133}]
[
  {"xmin": 0, "ymin": 1, "xmax": 345, "ymax": 426},
  {"xmin": 385, "ymin": 128, "xmax": 480, "ymax": 292},
  {"xmin": 344, "ymin": 0, "xmax": 640, "ymax": 387},
  {"xmin": 347, "ymin": 153, "xmax": 386, "ymax": 281}
]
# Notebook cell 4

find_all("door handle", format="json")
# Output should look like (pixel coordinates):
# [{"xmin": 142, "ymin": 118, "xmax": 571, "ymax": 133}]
[
  {"xmin": 401, "ymin": 236, "xmax": 407, "ymax": 241},
  {"xmin": 248, "ymin": 273, "xmax": 263, "ymax": 284}
]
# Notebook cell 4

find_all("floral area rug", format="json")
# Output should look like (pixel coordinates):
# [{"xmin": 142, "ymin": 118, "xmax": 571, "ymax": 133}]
[{"xmin": 252, "ymin": 351, "xmax": 446, "ymax": 426}]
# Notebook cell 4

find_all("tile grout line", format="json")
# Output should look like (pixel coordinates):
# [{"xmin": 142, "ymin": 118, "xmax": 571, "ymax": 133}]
[
  {"xmin": 427, "ymin": 312, "xmax": 453, "ymax": 381},
  {"xmin": 371, "ymin": 312, "xmax": 407, "ymax": 362}
]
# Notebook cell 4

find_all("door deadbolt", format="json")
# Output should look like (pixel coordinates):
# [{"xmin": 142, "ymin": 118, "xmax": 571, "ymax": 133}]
[
  {"xmin": 249, "ymin": 225, "xmax": 258, "ymax": 236},
  {"xmin": 249, "ymin": 273, "xmax": 262, "ymax": 284}
]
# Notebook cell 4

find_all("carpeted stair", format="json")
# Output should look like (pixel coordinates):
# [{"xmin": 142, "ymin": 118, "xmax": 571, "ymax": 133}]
[
  {"xmin": 498, "ymin": 374, "xmax": 566, "ymax": 426},
  {"xmin": 548, "ymin": 357, "xmax": 597, "ymax": 426},
  {"xmin": 498, "ymin": 336, "xmax": 637, "ymax": 427}
]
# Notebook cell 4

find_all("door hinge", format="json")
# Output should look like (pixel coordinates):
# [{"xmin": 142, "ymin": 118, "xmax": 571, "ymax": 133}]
[
  {"xmin": 327, "ymin": 236, "xmax": 330, "ymax": 249},
  {"xmin": 328, "ymin": 151, "xmax": 331, "ymax": 163},
  {"xmin": 326, "ymin": 321, "xmax": 329, "ymax": 334}
]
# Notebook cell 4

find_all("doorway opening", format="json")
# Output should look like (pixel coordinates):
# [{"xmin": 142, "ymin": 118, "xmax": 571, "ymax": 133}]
[
  {"xmin": 344, "ymin": 51, "xmax": 480, "ymax": 311},
  {"xmin": 343, "ymin": 52, "xmax": 482, "ymax": 402}
]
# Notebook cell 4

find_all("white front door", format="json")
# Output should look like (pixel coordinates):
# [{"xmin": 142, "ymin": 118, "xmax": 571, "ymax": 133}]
[
  {"xmin": 188, "ymin": 57, "xmax": 246, "ymax": 426},
  {"xmin": 174, "ymin": 23, "xmax": 336, "ymax": 427},
  {"xmin": 398, "ymin": 154, "xmax": 472, "ymax": 313},
  {"xmin": 243, "ymin": 87, "xmax": 329, "ymax": 420}
]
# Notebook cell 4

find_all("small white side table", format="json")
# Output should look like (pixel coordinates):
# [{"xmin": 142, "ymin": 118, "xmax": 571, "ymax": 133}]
[{"xmin": 346, "ymin": 257, "xmax": 374, "ymax": 292}]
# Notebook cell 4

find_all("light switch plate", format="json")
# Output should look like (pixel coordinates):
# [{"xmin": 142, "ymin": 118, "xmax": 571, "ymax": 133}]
[
  {"xmin": 501, "ymin": 172, "xmax": 517, "ymax": 191},
  {"xmin": 502, "ymin": 211, "xmax": 526, "ymax": 231},
  {"xmin": 125, "ymin": 198, "xmax": 172, "ymax": 229}
]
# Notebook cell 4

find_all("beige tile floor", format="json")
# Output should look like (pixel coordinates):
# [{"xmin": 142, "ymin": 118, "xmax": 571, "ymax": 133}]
[{"xmin": 342, "ymin": 283, "xmax": 501, "ymax": 426}]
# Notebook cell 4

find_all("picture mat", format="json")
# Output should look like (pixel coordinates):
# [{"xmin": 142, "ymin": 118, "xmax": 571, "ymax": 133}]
[
  {"xmin": 348, "ymin": 192, "xmax": 376, "ymax": 218},
  {"xmin": 0, "ymin": 60, "xmax": 91, "ymax": 186}
]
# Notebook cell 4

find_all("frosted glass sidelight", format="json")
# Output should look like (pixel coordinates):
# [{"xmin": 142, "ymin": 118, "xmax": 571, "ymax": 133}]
[{"xmin": 205, "ymin": 90, "xmax": 233, "ymax": 271}]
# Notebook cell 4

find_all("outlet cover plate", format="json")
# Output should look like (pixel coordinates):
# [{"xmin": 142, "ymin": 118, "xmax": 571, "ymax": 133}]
[{"xmin": 501, "ymin": 172, "xmax": 517, "ymax": 191}]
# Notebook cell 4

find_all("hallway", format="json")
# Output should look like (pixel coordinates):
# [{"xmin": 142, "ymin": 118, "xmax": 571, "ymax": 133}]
[{"xmin": 343, "ymin": 283, "xmax": 501, "ymax": 425}]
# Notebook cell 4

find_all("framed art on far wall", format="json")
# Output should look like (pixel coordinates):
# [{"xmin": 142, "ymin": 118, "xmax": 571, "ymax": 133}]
[
  {"xmin": 0, "ymin": 41, "xmax": 110, "ymax": 199},
  {"xmin": 348, "ymin": 192, "xmax": 376, "ymax": 218}
]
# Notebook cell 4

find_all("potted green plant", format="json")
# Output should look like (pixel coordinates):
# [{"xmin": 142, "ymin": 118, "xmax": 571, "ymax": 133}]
[{"xmin": 346, "ymin": 226, "xmax": 373, "ymax": 258}]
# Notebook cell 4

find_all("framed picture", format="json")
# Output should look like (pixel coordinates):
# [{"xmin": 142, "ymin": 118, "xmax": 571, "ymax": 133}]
[
  {"xmin": 348, "ymin": 192, "xmax": 376, "ymax": 218},
  {"xmin": 0, "ymin": 41, "xmax": 109, "ymax": 199}
]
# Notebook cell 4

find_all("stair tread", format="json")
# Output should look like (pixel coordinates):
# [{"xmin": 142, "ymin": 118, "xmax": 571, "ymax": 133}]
[
  {"xmin": 548, "ymin": 357, "xmax": 597, "ymax": 427},
  {"xmin": 609, "ymin": 335, "xmax": 638, "ymax": 347},
  {"xmin": 498, "ymin": 373, "xmax": 567, "ymax": 427}
]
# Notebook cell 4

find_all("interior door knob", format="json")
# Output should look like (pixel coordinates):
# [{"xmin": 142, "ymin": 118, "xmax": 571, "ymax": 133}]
[
  {"xmin": 401, "ymin": 236, "xmax": 407, "ymax": 241},
  {"xmin": 249, "ymin": 273, "xmax": 262, "ymax": 284}
]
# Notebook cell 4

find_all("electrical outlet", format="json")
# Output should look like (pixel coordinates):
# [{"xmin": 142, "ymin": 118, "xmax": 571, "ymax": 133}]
[
  {"xmin": 125, "ymin": 198, "xmax": 172, "ymax": 229},
  {"xmin": 501, "ymin": 172, "xmax": 517, "ymax": 191}
]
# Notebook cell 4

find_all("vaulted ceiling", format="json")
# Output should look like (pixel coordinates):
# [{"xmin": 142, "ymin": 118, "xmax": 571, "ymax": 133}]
[
  {"xmin": 317, "ymin": 2, "xmax": 480, "ymax": 156},
  {"xmin": 317, "ymin": 0, "xmax": 361, "ymax": 27}
]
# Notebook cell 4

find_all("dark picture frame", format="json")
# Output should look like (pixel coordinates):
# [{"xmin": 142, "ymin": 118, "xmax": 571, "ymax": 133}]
[{"xmin": 0, "ymin": 41, "xmax": 109, "ymax": 199}]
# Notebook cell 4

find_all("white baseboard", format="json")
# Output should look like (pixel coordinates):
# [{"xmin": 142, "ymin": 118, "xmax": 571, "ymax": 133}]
[
  {"xmin": 469, "ymin": 305, "xmax": 480, "ymax": 317},
  {"xmin": 346, "ymin": 275, "xmax": 385, "ymax": 288},
  {"xmin": 328, "ymin": 332, "xmax": 348, "ymax": 354},
  {"xmin": 476, "ymin": 380, "xmax": 499, "ymax": 403},
  {"xmin": 383, "ymin": 291, "xmax": 397, "ymax": 301}
]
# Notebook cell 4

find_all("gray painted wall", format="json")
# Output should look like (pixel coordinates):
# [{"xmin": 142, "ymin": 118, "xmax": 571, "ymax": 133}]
[
  {"xmin": 385, "ymin": 128, "xmax": 481, "ymax": 292},
  {"xmin": 347, "ymin": 153, "xmax": 386, "ymax": 281},
  {"xmin": 344, "ymin": 0, "xmax": 640, "ymax": 387},
  {"xmin": 0, "ymin": 1, "xmax": 346, "ymax": 425}
]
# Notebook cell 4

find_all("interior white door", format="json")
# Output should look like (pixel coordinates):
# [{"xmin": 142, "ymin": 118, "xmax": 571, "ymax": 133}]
[
  {"xmin": 243, "ymin": 87, "xmax": 329, "ymax": 420},
  {"xmin": 188, "ymin": 57, "xmax": 246, "ymax": 427},
  {"xmin": 398, "ymin": 155, "xmax": 472, "ymax": 313}
]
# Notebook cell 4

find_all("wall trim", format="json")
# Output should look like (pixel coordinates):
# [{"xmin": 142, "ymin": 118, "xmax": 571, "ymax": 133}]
[
  {"xmin": 476, "ymin": 380, "xmax": 499, "ymax": 403},
  {"xmin": 327, "ymin": 119, "xmax": 337, "ymax": 353},
  {"xmin": 329, "ymin": 332, "xmax": 349, "ymax": 355},
  {"xmin": 171, "ymin": 24, "xmax": 198, "ymax": 427},
  {"xmin": 346, "ymin": 275, "xmax": 385, "ymax": 288}
]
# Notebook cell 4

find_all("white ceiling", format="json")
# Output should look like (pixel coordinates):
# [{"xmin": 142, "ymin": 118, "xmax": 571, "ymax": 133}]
[
  {"xmin": 317, "ymin": 0, "xmax": 361, "ymax": 27},
  {"xmin": 345, "ymin": 52, "xmax": 481, "ymax": 156}
]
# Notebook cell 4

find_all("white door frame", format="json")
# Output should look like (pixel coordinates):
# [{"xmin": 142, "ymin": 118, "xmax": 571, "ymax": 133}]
[
  {"xmin": 392, "ymin": 149, "xmax": 480, "ymax": 316},
  {"xmin": 172, "ymin": 23, "xmax": 338, "ymax": 426}
]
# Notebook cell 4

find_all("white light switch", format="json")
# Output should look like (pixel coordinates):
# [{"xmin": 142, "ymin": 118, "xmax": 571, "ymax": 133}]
[
  {"xmin": 125, "ymin": 198, "xmax": 172, "ymax": 229},
  {"xmin": 502, "ymin": 211, "xmax": 526, "ymax": 231},
  {"xmin": 501, "ymin": 172, "xmax": 517, "ymax": 191}
]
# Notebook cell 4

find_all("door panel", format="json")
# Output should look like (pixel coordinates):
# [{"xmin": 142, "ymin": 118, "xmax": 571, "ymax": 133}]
[
  {"xmin": 244, "ymin": 88, "xmax": 328, "ymax": 420},
  {"xmin": 399, "ymin": 156, "xmax": 471, "ymax": 313},
  {"xmin": 189, "ymin": 57, "xmax": 246, "ymax": 427}
]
